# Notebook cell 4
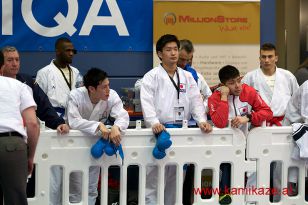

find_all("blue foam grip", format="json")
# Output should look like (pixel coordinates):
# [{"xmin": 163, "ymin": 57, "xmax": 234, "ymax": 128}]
[
  {"xmin": 152, "ymin": 146, "xmax": 166, "ymax": 159},
  {"xmin": 156, "ymin": 131, "xmax": 172, "ymax": 150},
  {"xmin": 91, "ymin": 138, "xmax": 107, "ymax": 159},
  {"xmin": 152, "ymin": 130, "xmax": 173, "ymax": 159},
  {"xmin": 105, "ymin": 143, "xmax": 116, "ymax": 156},
  {"xmin": 91, "ymin": 137, "xmax": 125, "ymax": 163}
]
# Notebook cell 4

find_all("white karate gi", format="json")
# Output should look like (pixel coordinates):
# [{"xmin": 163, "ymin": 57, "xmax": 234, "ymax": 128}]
[
  {"xmin": 135, "ymin": 72, "xmax": 211, "ymax": 112},
  {"xmin": 283, "ymin": 80, "xmax": 308, "ymax": 125},
  {"xmin": 36, "ymin": 60, "xmax": 81, "ymax": 205},
  {"xmin": 141, "ymin": 64, "xmax": 207, "ymax": 127},
  {"xmin": 242, "ymin": 67, "xmax": 299, "ymax": 119},
  {"xmin": 141, "ymin": 64, "xmax": 207, "ymax": 205},
  {"xmin": 197, "ymin": 73, "xmax": 212, "ymax": 111},
  {"xmin": 66, "ymin": 87, "xmax": 129, "ymax": 205},
  {"xmin": 243, "ymin": 67, "xmax": 299, "ymax": 201},
  {"xmin": 36, "ymin": 60, "xmax": 80, "ymax": 110}
]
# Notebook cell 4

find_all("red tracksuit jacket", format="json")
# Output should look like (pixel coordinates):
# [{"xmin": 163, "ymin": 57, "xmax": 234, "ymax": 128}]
[{"xmin": 208, "ymin": 84, "xmax": 273, "ymax": 128}]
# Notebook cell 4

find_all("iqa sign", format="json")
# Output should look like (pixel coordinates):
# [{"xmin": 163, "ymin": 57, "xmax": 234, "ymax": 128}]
[
  {"xmin": 0, "ymin": 0, "xmax": 152, "ymax": 51},
  {"xmin": 2, "ymin": 0, "xmax": 129, "ymax": 37}
]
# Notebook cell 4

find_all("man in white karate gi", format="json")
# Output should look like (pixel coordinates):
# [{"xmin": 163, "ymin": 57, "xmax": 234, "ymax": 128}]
[
  {"xmin": 242, "ymin": 43, "xmax": 299, "ymax": 201},
  {"xmin": 36, "ymin": 37, "xmax": 82, "ymax": 205},
  {"xmin": 283, "ymin": 80, "xmax": 308, "ymax": 125},
  {"xmin": 140, "ymin": 34, "xmax": 212, "ymax": 205},
  {"xmin": 36, "ymin": 37, "xmax": 82, "ymax": 118},
  {"xmin": 66, "ymin": 67, "xmax": 129, "ymax": 204},
  {"xmin": 242, "ymin": 43, "xmax": 299, "ymax": 126}
]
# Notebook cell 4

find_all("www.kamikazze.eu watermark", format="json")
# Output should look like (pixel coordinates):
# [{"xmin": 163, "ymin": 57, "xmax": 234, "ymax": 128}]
[{"xmin": 193, "ymin": 185, "xmax": 296, "ymax": 196}]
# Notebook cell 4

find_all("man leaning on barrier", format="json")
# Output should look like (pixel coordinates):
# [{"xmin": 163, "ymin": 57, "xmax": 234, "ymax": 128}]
[
  {"xmin": 208, "ymin": 65, "xmax": 273, "ymax": 204},
  {"xmin": 0, "ymin": 51, "xmax": 40, "ymax": 205},
  {"xmin": 140, "ymin": 34, "xmax": 212, "ymax": 205},
  {"xmin": 66, "ymin": 67, "xmax": 129, "ymax": 205}
]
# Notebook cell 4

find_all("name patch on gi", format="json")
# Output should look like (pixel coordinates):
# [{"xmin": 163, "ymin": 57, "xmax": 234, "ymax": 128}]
[
  {"xmin": 239, "ymin": 105, "xmax": 249, "ymax": 116},
  {"xmin": 179, "ymin": 83, "xmax": 186, "ymax": 93}
]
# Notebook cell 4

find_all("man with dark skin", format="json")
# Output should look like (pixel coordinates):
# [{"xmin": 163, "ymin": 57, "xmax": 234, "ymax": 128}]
[
  {"xmin": 36, "ymin": 37, "xmax": 82, "ymax": 118},
  {"xmin": 36, "ymin": 37, "xmax": 82, "ymax": 205}
]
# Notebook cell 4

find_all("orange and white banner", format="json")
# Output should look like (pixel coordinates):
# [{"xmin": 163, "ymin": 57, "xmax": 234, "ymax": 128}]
[{"xmin": 154, "ymin": 1, "xmax": 260, "ymax": 86}]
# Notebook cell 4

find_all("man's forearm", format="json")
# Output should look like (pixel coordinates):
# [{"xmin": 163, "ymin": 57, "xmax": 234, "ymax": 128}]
[{"xmin": 27, "ymin": 121, "xmax": 40, "ymax": 160}]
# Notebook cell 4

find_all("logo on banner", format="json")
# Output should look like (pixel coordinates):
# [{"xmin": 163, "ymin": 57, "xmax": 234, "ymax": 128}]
[
  {"xmin": 164, "ymin": 12, "xmax": 176, "ymax": 25},
  {"xmin": 2, "ymin": 0, "xmax": 129, "ymax": 37}
]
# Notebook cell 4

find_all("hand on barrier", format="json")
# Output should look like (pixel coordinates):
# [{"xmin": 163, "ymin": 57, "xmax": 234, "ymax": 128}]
[
  {"xmin": 91, "ymin": 138, "xmax": 124, "ymax": 164},
  {"xmin": 152, "ymin": 130, "xmax": 172, "ymax": 159}
]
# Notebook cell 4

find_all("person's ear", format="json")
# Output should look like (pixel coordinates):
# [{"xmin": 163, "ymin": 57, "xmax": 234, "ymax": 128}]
[
  {"xmin": 88, "ymin": 86, "xmax": 95, "ymax": 93},
  {"xmin": 157, "ymin": 51, "xmax": 162, "ymax": 59}
]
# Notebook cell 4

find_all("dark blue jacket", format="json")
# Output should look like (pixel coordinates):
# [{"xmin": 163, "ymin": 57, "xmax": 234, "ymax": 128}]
[{"xmin": 16, "ymin": 73, "xmax": 65, "ymax": 129}]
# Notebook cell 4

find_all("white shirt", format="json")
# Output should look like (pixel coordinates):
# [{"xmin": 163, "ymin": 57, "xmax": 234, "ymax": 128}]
[
  {"xmin": 0, "ymin": 76, "xmax": 37, "ymax": 140},
  {"xmin": 140, "ymin": 64, "xmax": 207, "ymax": 127},
  {"xmin": 66, "ymin": 87, "xmax": 129, "ymax": 135},
  {"xmin": 262, "ymin": 72, "xmax": 276, "ymax": 92},
  {"xmin": 36, "ymin": 60, "xmax": 80, "ymax": 109}
]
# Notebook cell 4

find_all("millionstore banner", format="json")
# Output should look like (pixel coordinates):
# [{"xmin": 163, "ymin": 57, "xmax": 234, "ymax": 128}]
[{"xmin": 153, "ymin": 1, "xmax": 260, "ymax": 86}]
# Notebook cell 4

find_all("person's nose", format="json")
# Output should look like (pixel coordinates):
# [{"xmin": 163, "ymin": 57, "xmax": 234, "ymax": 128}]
[
  {"xmin": 171, "ymin": 49, "xmax": 177, "ymax": 56},
  {"xmin": 12, "ymin": 60, "xmax": 18, "ymax": 67},
  {"xmin": 235, "ymin": 81, "xmax": 241, "ymax": 89},
  {"xmin": 105, "ymin": 86, "xmax": 110, "ymax": 93}
]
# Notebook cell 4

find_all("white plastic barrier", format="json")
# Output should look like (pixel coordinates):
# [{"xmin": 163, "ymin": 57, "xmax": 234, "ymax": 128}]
[
  {"xmin": 246, "ymin": 126, "xmax": 308, "ymax": 204},
  {"xmin": 28, "ymin": 126, "xmax": 308, "ymax": 205},
  {"xmin": 27, "ymin": 126, "xmax": 254, "ymax": 205}
]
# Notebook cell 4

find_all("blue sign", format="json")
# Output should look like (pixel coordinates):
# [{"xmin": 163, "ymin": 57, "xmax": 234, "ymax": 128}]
[{"xmin": 0, "ymin": 0, "xmax": 153, "ymax": 51}]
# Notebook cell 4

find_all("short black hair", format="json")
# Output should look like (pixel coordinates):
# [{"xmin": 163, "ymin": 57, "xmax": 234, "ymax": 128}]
[
  {"xmin": 55, "ymin": 37, "xmax": 72, "ymax": 50},
  {"xmin": 260, "ymin": 43, "xmax": 277, "ymax": 54},
  {"xmin": 0, "ymin": 51, "xmax": 3, "ymax": 67},
  {"xmin": 83, "ymin": 68, "xmax": 108, "ymax": 89},
  {"xmin": 179, "ymin": 39, "xmax": 194, "ymax": 53},
  {"xmin": 219, "ymin": 65, "xmax": 240, "ymax": 84},
  {"xmin": 156, "ymin": 34, "xmax": 180, "ymax": 54}
]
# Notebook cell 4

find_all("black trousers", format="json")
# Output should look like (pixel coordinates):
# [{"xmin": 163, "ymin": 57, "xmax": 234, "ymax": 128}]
[{"xmin": 0, "ymin": 136, "xmax": 28, "ymax": 205}]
